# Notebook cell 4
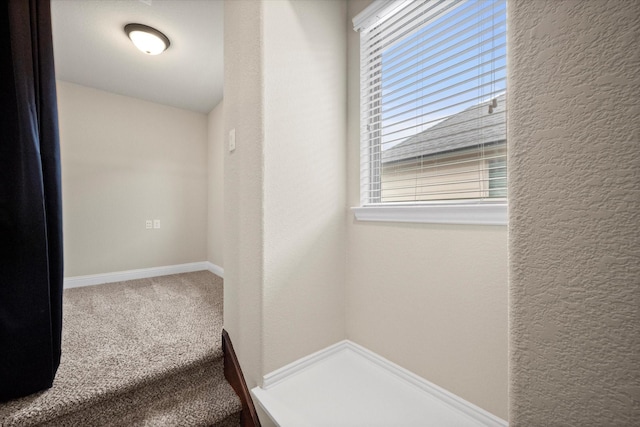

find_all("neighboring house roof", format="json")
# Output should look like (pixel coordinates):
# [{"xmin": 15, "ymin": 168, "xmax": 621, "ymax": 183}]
[{"xmin": 382, "ymin": 93, "xmax": 506, "ymax": 164}]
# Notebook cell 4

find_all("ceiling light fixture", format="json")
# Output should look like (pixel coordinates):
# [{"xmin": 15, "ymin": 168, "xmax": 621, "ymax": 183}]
[{"xmin": 124, "ymin": 23, "xmax": 170, "ymax": 55}]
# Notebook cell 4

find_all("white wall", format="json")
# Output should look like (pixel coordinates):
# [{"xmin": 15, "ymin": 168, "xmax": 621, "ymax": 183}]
[
  {"xmin": 345, "ymin": 0, "xmax": 508, "ymax": 419},
  {"xmin": 207, "ymin": 101, "xmax": 225, "ymax": 269},
  {"xmin": 509, "ymin": 0, "xmax": 640, "ymax": 425},
  {"xmin": 223, "ymin": 0, "xmax": 265, "ymax": 402},
  {"xmin": 223, "ymin": 3, "xmax": 347, "ymax": 425},
  {"xmin": 262, "ymin": 0, "xmax": 347, "ymax": 373},
  {"xmin": 57, "ymin": 81, "xmax": 208, "ymax": 277}
]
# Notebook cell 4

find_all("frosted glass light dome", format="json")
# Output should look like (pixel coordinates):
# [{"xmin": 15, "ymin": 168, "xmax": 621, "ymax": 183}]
[{"xmin": 125, "ymin": 24, "xmax": 170, "ymax": 55}]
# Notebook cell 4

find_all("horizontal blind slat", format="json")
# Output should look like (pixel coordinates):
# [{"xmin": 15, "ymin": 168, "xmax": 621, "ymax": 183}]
[
  {"xmin": 375, "ymin": 14, "xmax": 506, "ymax": 85},
  {"xmin": 362, "ymin": 23, "xmax": 506, "ymax": 91},
  {"xmin": 361, "ymin": 11, "xmax": 506, "ymax": 88},
  {"xmin": 367, "ymin": 93, "xmax": 506, "ymax": 141},
  {"xmin": 362, "ymin": 53, "xmax": 506, "ymax": 114},
  {"xmin": 361, "ymin": 0, "xmax": 465, "ymax": 56},
  {"xmin": 361, "ymin": 0, "xmax": 479, "ymax": 62},
  {"xmin": 377, "ymin": 70, "xmax": 506, "ymax": 122}
]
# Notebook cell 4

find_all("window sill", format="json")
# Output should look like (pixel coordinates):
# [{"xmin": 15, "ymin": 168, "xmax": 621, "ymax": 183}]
[{"xmin": 351, "ymin": 201, "xmax": 507, "ymax": 226}]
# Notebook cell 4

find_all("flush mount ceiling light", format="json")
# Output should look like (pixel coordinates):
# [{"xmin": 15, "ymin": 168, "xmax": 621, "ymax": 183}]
[{"xmin": 124, "ymin": 23, "xmax": 170, "ymax": 55}]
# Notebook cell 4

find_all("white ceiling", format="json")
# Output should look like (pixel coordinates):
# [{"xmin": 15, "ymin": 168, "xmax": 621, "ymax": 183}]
[{"xmin": 51, "ymin": 0, "xmax": 223, "ymax": 114}]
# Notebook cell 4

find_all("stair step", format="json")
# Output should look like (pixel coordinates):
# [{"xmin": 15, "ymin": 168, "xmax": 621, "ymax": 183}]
[
  {"xmin": 39, "ymin": 358, "xmax": 241, "ymax": 427},
  {"xmin": 0, "ymin": 271, "xmax": 240, "ymax": 426}
]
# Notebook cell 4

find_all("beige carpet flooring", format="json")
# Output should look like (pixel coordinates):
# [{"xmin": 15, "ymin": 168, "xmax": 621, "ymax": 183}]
[{"xmin": 0, "ymin": 271, "xmax": 241, "ymax": 426}]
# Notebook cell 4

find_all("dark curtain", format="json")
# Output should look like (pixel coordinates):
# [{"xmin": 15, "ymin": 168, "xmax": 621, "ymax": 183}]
[{"xmin": 0, "ymin": 0, "xmax": 63, "ymax": 401}]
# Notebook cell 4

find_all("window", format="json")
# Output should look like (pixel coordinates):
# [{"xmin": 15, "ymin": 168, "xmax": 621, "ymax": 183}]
[
  {"xmin": 353, "ymin": 0, "xmax": 507, "ymax": 225},
  {"xmin": 489, "ymin": 157, "xmax": 507, "ymax": 198}
]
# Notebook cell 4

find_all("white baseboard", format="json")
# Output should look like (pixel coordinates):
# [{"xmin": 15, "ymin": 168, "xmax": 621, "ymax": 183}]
[
  {"xmin": 205, "ymin": 261, "xmax": 224, "ymax": 278},
  {"xmin": 262, "ymin": 340, "xmax": 348, "ymax": 389},
  {"xmin": 345, "ymin": 341, "xmax": 508, "ymax": 427},
  {"xmin": 64, "ymin": 262, "xmax": 211, "ymax": 289},
  {"xmin": 255, "ymin": 340, "xmax": 507, "ymax": 427}
]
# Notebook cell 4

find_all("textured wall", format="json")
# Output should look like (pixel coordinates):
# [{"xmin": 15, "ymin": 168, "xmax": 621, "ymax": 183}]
[
  {"xmin": 262, "ymin": 0, "xmax": 347, "ymax": 373},
  {"xmin": 223, "ymin": 0, "xmax": 264, "ymax": 396},
  {"xmin": 57, "ymin": 81, "xmax": 208, "ymax": 277},
  {"xmin": 346, "ymin": 0, "xmax": 508, "ymax": 419},
  {"xmin": 509, "ymin": 1, "xmax": 640, "ymax": 425},
  {"xmin": 223, "ymin": 4, "xmax": 348, "ymax": 423},
  {"xmin": 207, "ymin": 101, "xmax": 224, "ymax": 268}
]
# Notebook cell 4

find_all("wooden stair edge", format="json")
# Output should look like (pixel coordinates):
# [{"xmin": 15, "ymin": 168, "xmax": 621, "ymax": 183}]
[{"xmin": 222, "ymin": 329, "xmax": 261, "ymax": 427}]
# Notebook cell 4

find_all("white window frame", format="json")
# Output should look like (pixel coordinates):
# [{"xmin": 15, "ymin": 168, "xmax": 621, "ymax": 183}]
[{"xmin": 352, "ymin": 0, "xmax": 507, "ymax": 226}]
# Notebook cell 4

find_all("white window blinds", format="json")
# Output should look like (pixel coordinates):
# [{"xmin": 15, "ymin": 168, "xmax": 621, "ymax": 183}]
[{"xmin": 356, "ymin": 0, "xmax": 507, "ymax": 205}]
